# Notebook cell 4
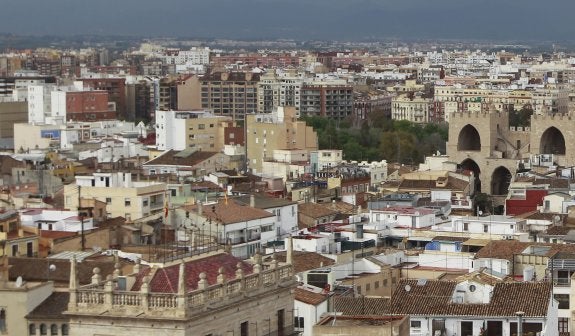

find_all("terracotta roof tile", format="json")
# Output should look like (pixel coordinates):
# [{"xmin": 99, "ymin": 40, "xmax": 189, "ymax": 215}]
[
  {"xmin": 336, "ymin": 280, "xmax": 551, "ymax": 317},
  {"xmin": 183, "ymin": 199, "xmax": 274, "ymax": 225},
  {"xmin": 144, "ymin": 149, "xmax": 219, "ymax": 167},
  {"xmin": 134, "ymin": 253, "xmax": 253, "ymax": 293},
  {"xmin": 474, "ymin": 241, "xmax": 575, "ymax": 261},
  {"xmin": 298, "ymin": 203, "xmax": 339, "ymax": 219},
  {"xmin": 295, "ymin": 287, "xmax": 328, "ymax": 305},
  {"xmin": 274, "ymin": 251, "xmax": 335, "ymax": 274}
]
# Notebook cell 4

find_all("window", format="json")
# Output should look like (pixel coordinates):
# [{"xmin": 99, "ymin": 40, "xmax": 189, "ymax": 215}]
[
  {"xmin": 357, "ymin": 286, "xmax": 362, "ymax": 294},
  {"xmin": 411, "ymin": 320, "xmax": 422, "ymax": 329},
  {"xmin": 483, "ymin": 224, "xmax": 489, "ymax": 233},
  {"xmin": 375, "ymin": 281, "xmax": 380, "ymax": 289},
  {"xmin": 143, "ymin": 199, "xmax": 149, "ymax": 207},
  {"xmin": 11, "ymin": 245, "xmax": 18, "ymax": 257},
  {"xmin": 106, "ymin": 197, "xmax": 112, "ymax": 204},
  {"xmin": 40, "ymin": 324, "xmax": 47, "ymax": 336},
  {"xmin": 61, "ymin": 324, "xmax": 69, "ymax": 336},
  {"xmin": 277, "ymin": 309, "xmax": 285, "ymax": 336},
  {"xmin": 124, "ymin": 198, "xmax": 131, "ymax": 207},
  {"xmin": 559, "ymin": 318, "xmax": 568, "ymax": 332},
  {"xmin": 50, "ymin": 324, "xmax": 58, "ymax": 336},
  {"xmin": 198, "ymin": 124, "xmax": 205, "ymax": 130},
  {"xmin": 29, "ymin": 323, "xmax": 36, "ymax": 335},
  {"xmin": 0, "ymin": 309, "xmax": 5, "ymax": 333},
  {"xmin": 366, "ymin": 283, "xmax": 370, "ymax": 291},
  {"xmin": 240, "ymin": 321, "xmax": 248, "ymax": 336},
  {"xmin": 294, "ymin": 317, "xmax": 304, "ymax": 329},
  {"xmin": 554, "ymin": 294, "xmax": 569, "ymax": 309},
  {"xmin": 463, "ymin": 222, "xmax": 469, "ymax": 231}
]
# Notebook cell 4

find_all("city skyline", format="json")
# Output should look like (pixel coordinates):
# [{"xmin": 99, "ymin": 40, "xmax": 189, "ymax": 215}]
[{"xmin": 1, "ymin": 0, "xmax": 575, "ymax": 42}]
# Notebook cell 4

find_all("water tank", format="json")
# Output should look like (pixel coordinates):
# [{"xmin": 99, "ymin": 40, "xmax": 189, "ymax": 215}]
[{"xmin": 523, "ymin": 265, "xmax": 534, "ymax": 282}]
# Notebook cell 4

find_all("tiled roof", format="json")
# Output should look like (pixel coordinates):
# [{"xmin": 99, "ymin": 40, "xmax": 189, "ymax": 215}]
[
  {"xmin": 398, "ymin": 176, "xmax": 469, "ymax": 192},
  {"xmin": 295, "ymin": 287, "xmax": 328, "ymax": 305},
  {"xmin": 334, "ymin": 296, "xmax": 391, "ymax": 315},
  {"xmin": 234, "ymin": 194, "xmax": 296, "ymax": 209},
  {"xmin": 183, "ymin": 199, "xmax": 274, "ymax": 225},
  {"xmin": 298, "ymin": 202, "xmax": 339, "ymax": 219},
  {"xmin": 533, "ymin": 178, "xmax": 569, "ymax": 189},
  {"xmin": 336, "ymin": 280, "xmax": 550, "ymax": 318},
  {"xmin": 474, "ymin": 241, "xmax": 575, "ymax": 261},
  {"xmin": 26, "ymin": 292, "xmax": 69, "ymax": 320},
  {"xmin": 135, "ymin": 253, "xmax": 253, "ymax": 293},
  {"xmin": 274, "ymin": 251, "xmax": 335, "ymax": 274},
  {"xmin": 9, "ymin": 257, "xmax": 121, "ymax": 286},
  {"xmin": 144, "ymin": 149, "xmax": 219, "ymax": 167},
  {"xmin": 545, "ymin": 225, "xmax": 572, "ymax": 236},
  {"xmin": 388, "ymin": 280, "xmax": 551, "ymax": 317},
  {"xmin": 40, "ymin": 231, "xmax": 77, "ymax": 240}
]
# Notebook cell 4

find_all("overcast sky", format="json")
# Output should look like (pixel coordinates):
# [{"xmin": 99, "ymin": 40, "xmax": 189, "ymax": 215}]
[{"xmin": 1, "ymin": 0, "xmax": 574, "ymax": 41}]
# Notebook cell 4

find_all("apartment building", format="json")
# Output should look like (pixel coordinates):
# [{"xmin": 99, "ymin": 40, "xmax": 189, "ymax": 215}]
[
  {"xmin": 299, "ymin": 81, "xmax": 354, "ymax": 119},
  {"xmin": 0, "ymin": 209, "xmax": 39, "ymax": 258},
  {"xmin": 200, "ymin": 72, "xmax": 260, "ymax": 120},
  {"xmin": 257, "ymin": 71, "xmax": 302, "ymax": 114},
  {"xmin": 155, "ymin": 110, "xmax": 234, "ymax": 151},
  {"xmin": 391, "ymin": 93, "xmax": 433, "ymax": 123},
  {"xmin": 63, "ymin": 172, "xmax": 167, "ymax": 222},
  {"xmin": 246, "ymin": 106, "xmax": 318, "ymax": 174}
]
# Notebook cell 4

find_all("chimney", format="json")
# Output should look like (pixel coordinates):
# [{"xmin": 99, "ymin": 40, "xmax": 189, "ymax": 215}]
[
  {"xmin": 286, "ymin": 237, "xmax": 293, "ymax": 265},
  {"xmin": 356, "ymin": 223, "xmax": 364, "ymax": 239},
  {"xmin": 250, "ymin": 194, "xmax": 255, "ymax": 208}
]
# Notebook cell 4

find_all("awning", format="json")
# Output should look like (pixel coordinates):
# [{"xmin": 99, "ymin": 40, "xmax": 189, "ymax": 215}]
[
  {"xmin": 461, "ymin": 238, "xmax": 490, "ymax": 246},
  {"xmin": 408, "ymin": 236, "xmax": 433, "ymax": 242}
]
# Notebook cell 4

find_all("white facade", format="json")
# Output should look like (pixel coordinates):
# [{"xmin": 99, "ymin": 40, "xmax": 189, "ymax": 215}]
[
  {"xmin": 294, "ymin": 286, "xmax": 329, "ymax": 336},
  {"xmin": 20, "ymin": 209, "xmax": 95, "ymax": 232},
  {"xmin": 358, "ymin": 160, "xmax": 388, "ymax": 186},
  {"xmin": 27, "ymin": 84, "xmax": 55, "ymax": 124},
  {"xmin": 451, "ymin": 215, "xmax": 526, "ymax": 237},
  {"xmin": 369, "ymin": 207, "xmax": 436, "ymax": 229}
]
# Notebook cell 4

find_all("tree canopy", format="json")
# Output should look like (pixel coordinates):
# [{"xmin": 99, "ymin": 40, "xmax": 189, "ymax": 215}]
[{"xmin": 300, "ymin": 115, "xmax": 449, "ymax": 164}]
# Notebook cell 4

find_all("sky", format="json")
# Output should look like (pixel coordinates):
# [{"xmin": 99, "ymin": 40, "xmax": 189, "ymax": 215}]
[{"xmin": 1, "ymin": 0, "xmax": 575, "ymax": 41}]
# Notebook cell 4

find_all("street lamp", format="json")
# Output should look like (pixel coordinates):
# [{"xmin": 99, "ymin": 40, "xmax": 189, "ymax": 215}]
[{"xmin": 515, "ymin": 311, "xmax": 525, "ymax": 336}]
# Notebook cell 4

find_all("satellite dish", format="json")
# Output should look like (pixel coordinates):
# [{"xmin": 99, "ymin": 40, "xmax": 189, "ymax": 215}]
[
  {"xmin": 49, "ymin": 264, "xmax": 56, "ymax": 272},
  {"xmin": 404, "ymin": 284, "xmax": 411, "ymax": 292},
  {"xmin": 15, "ymin": 276, "xmax": 23, "ymax": 288}
]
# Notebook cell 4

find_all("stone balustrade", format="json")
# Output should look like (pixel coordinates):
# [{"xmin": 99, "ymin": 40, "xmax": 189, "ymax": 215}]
[{"xmin": 70, "ymin": 262, "xmax": 294, "ymax": 318}]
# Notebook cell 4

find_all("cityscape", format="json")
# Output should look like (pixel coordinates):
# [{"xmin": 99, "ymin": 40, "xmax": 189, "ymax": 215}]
[{"xmin": 2, "ymin": 2, "xmax": 575, "ymax": 336}]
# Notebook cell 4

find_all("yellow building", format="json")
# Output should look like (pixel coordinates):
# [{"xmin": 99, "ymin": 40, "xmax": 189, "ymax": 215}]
[
  {"xmin": 63, "ymin": 172, "xmax": 167, "ymax": 222},
  {"xmin": 246, "ymin": 106, "xmax": 318, "ymax": 174},
  {"xmin": 0, "ymin": 210, "xmax": 39, "ymax": 258}
]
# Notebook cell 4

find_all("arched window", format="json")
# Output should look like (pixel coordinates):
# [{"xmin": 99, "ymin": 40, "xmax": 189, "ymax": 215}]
[
  {"xmin": 61, "ymin": 324, "xmax": 69, "ymax": 336},
  {"xmin": 50, "ymin": 324, "xmax": 58, "ymax": 335},
  {"xmin": 29, "ymin": 323, "xmax": 36, "ymax": 335},
  {"xmin": 39, "ymin": 324, "xmax": 47, "ymax": 336}
]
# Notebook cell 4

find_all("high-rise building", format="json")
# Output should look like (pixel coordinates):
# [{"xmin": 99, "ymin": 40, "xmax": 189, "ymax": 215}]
[{"xmin": 201, "ymin": 72, "xmax": 260, "ymax": 121}]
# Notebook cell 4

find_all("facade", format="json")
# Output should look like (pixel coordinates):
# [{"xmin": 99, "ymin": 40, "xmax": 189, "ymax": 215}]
[
  {"xmin": 0, "ymin": 268, "xmax": 54, "ymax": 336},
  {"xmin": 0, "ymin": 209, "xmax": 39, "ymax": 258},
  {"xmin": 200, "ymin": 72, "xmax": 260, "ymax": 120},
  {"xmin": 246, "ymin": 106, "xmax": 318, "ymax": 174},
  {"xmin": 391, "ymin": 93, "xmax": 433, "ymax": 123},
  {"xmin": 143, "ymin": 149, "xmax": 230, "ymax": 178},
  {"xmin": 80, "ymin": 78, "xmax": 126, "ymax": 120},
  {"xmin": 0, "ymin": 101, "xmax": 27, "ymax": 140},
  {"xmin": 299, "ymin": 82, "xmax": 354, "ymax": 119},
  {"xmin": 63, "ymin": 172, "xmax": 167, "ymax": 222},
  {"xmin": 65, "ymin": 90, "xmax": 115, "ymax": 121},
  {"xmin": 182, "ymin": 199, "xmax": 277, "ymax": 259},
  {"xmin": 65, "ymin": 250, "xmax": 296, "ymax": 336},
  {"xmin": 257, "ymin": 72, "xmax": 302, "ymax": 114},
  {"xmin": 155, "ymin": 110, "xmax": 233, "ymax": 152}
]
